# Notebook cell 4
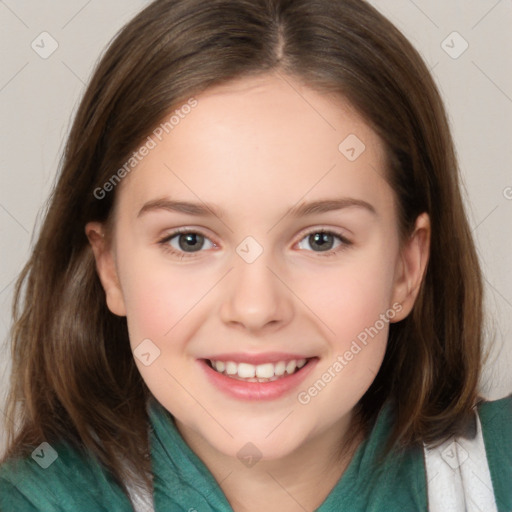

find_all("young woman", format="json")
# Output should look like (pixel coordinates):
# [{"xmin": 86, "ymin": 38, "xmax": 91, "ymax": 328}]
[{"xmin": 1, "ymin": 1, "xmax": 510, "ymax": 511}]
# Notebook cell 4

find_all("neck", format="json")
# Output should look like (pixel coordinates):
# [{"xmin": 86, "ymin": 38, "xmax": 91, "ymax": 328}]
[{"xmin": 174, "ymin": 412, "xmax": 363, "ymax": 512}]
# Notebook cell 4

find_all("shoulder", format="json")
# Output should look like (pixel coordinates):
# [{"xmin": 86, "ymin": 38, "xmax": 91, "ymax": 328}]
[
  {"xmin": 477, "ymin": 392, "xmax": 512, "ymax": 433},
  {"xmin": 477, "ymin": 393, "xmax": 512, "ymax": 511},
  {"xmin": 423, "ymin": 393, "xmax": 512, "ymax": 512},
  {"xmin": 0, "ymin": 441, "xmax": 134, "ymax": 512}
]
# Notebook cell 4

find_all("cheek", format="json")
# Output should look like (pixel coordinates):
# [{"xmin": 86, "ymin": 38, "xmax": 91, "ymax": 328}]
[
  {"xmin": 303, "ymin": 250, "xmax": 397, "ymax": 341},
  {"xmin": 120, "ymin": 260, "xmax": 211, "ymax": 347},
  {"xmin": 120, "ymin": 268, "xmax": 171, "ymax": 347},
  {"xmin": 117, "ymin": 255, "xmax": 211, "ymax": 401},
  {"xmin": 294, "ymin": 249, "xmax": 397, "ymax": 402}
]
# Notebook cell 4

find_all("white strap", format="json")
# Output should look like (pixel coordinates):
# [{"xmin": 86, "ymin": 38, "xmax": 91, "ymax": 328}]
[{"xmin": 424, "ymin": 411, "xmax": 498, "ymax": 512}]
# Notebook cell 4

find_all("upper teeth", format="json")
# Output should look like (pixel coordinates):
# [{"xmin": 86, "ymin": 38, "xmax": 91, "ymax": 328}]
[{"xmin": 210, "ymin": 359, "xmax": 307, "ymax": 379}]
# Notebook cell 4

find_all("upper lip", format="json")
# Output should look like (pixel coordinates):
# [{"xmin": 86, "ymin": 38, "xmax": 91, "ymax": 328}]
[{"xmin": 202, "ymin": 352, "xmax": 315, "ymax": 365}]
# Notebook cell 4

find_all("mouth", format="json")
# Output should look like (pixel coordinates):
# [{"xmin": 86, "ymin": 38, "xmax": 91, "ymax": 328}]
[
  {"xmin": 199, "ymin": 354, "xmax": 319, "ymax": 401},
  {"xmin": 204, "ymin": 357, "xmax": 316, "ymax": 383}
]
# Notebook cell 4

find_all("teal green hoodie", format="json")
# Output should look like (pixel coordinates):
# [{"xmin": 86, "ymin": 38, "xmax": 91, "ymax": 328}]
[{"xmin": 1, "ymin": 394, "xmax": 510, "ymax": 511}]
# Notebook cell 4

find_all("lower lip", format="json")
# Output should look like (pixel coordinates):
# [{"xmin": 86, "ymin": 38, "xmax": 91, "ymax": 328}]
[{"xmin": 198, "ymin": 358, "xmax": 319, "ymax": 401}]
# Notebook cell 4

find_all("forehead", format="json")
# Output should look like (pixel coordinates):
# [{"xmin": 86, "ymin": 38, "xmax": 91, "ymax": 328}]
[{"xmin": 115, "ymin": 73, "xmax": 392, "ymax": 221}]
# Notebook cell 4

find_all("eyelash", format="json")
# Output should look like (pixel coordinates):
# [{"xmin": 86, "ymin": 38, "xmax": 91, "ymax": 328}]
[{"xmin": 157, "ymin": 227, "xmax": 352, "ymax": 259}]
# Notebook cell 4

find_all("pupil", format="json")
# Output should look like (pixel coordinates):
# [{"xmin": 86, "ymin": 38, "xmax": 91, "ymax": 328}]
[
  {"xmin": 179, "ymin": 233, "xmax": 203, "ymax": 252},
  {"xmin": 311, "ymin": 233, "xmax": 333, "ymax": 251}
]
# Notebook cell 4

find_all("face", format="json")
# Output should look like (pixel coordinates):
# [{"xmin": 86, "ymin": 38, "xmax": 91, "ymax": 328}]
[{"xmin": 87, "ymin": 73, "xmax": 429, "ymax": 462}]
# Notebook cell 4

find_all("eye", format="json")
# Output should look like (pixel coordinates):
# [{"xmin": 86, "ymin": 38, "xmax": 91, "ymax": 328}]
[
  {"xmin": 158, "ymin": 229, "xmax": 215, "ymax": 258},
  {"xmin": 158, "ymin": 227, "xmax": 352, "ymax": 259},
  {"xmin": 296, "ymin": 229, "xmax": 351, "ymax": 257}
]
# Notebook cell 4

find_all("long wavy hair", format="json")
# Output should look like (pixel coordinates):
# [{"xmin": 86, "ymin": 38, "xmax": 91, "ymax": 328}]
[{"xmin": 2, "ymin": 0, "xmax": 484, "ymax": 495}]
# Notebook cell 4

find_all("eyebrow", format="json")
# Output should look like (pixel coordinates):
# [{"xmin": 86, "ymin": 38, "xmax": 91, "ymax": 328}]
[{"xmin": 137, "ymin": 197, "xmax": 377, "ymax": 219}]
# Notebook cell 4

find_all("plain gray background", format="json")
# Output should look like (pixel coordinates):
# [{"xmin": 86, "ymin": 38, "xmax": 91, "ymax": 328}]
[{"xmin": 1, "ymin": 1, "xmax": 511, "ymax": 453}]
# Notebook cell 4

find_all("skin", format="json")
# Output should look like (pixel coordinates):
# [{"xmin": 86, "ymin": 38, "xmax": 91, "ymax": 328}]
[{"xmin": 86, "ymin": 72, "xmax": 430, "ymax": 512}]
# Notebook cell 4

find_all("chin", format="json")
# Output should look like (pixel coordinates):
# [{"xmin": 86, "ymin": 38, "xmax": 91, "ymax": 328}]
[{"xmin": 202, "ymin": 417, "xmax": 309, "ymax": 460}]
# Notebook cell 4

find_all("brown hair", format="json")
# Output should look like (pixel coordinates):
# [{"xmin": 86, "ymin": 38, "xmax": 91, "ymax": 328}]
[{"xmin": 2, "ymin": 0, "xmax": 484, "ymax": 494}]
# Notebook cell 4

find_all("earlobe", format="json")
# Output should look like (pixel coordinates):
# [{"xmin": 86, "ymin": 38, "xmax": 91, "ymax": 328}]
[
  {"xmin": 85, "ymin": 222, "xmax": 127, "ymax": 317},
  {"xmin": 390, "ymin": 213, "xmax": 431, "ymax": 322}
]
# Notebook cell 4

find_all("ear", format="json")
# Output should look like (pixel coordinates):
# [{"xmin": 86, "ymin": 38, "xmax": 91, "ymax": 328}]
[
  {"xmin": 85, "ymin": 222, "xmax": 126, "ymax": 316},
  {"xmin": 390, "ymin": 212, "xmax": 430, "ymax": 322}
]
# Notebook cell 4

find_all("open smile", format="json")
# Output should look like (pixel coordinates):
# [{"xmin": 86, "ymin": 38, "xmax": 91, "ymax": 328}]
[
  {"xmin": 198, "ymin": 355, "xmax": 319, "ymax": 401},
  {"xmin": 205, "ymin": 358, "xmax": 311, "ymax": 382}
]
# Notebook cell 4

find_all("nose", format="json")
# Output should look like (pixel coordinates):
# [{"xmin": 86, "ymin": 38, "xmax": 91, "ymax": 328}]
[{"xmin": 219, "ymin": 247, "xmax": 294, "ymax": 334}]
